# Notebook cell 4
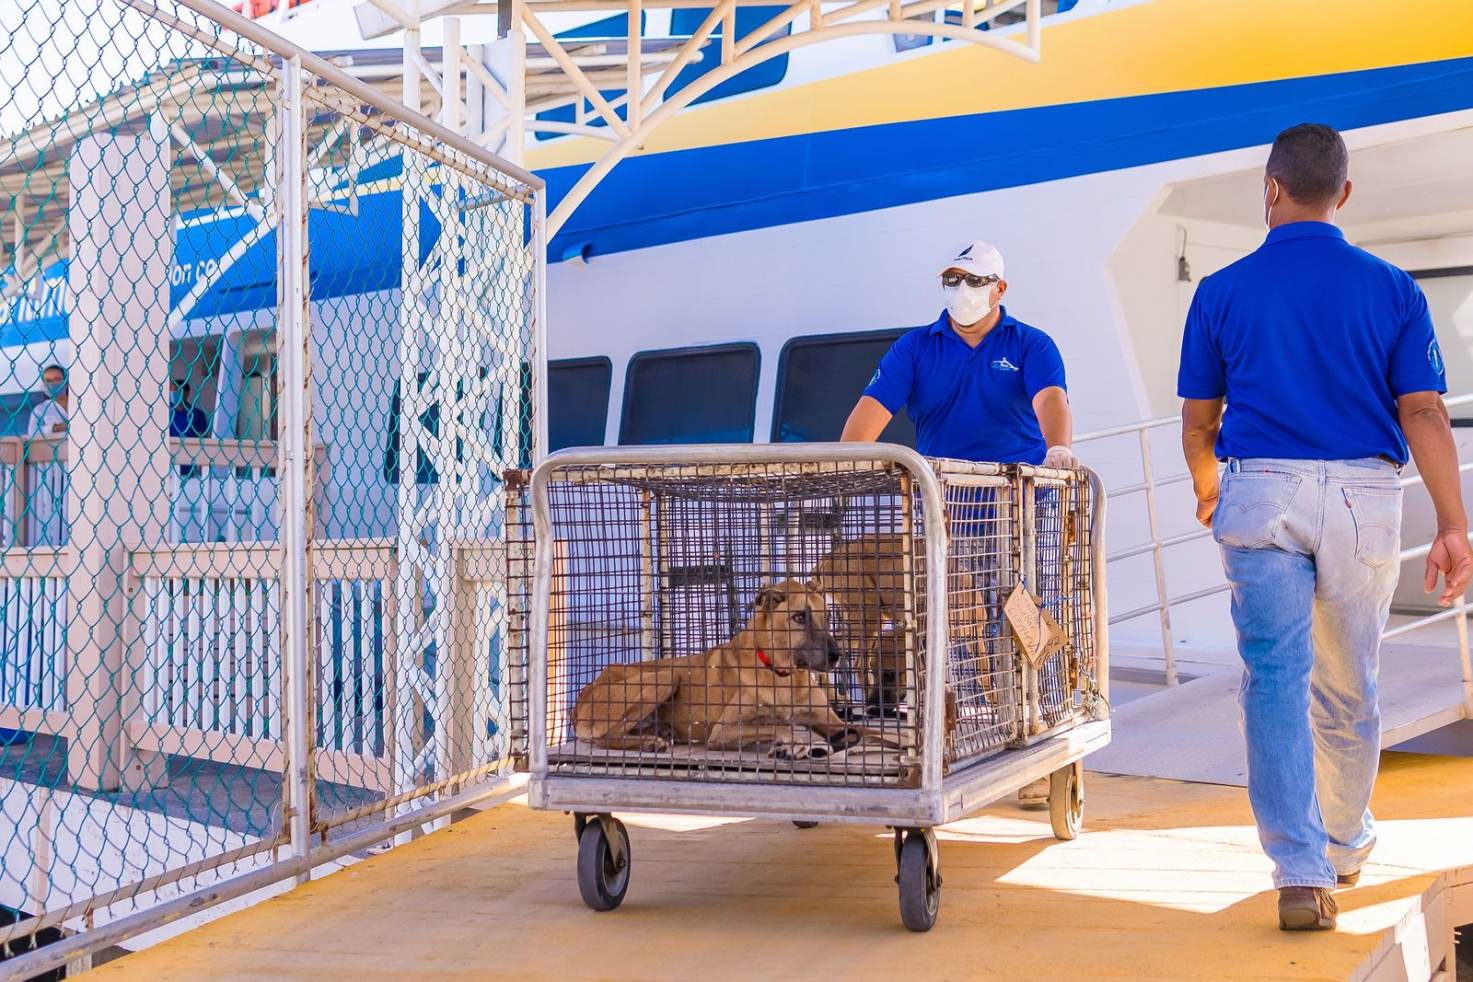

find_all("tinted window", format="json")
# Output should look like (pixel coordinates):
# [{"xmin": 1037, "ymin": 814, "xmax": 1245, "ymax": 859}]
[
  {"xmin": 892, "ymin": 12, "xmax": 936, "ymax": 51},
  {"xmin": 667, "ymin": 7, "xmax": 790, "ymax": 106},
  {"xmin": 549, "ymin": 357, "xmax": 612, "ymax": 451},
  {"xmin": 772, "ymin": 330, "xmax": 916, "ymax": 446},
  {"xmin": 0, "ymin": 391, "xmax": 44, "ymax": 438},
  {"xmin": 534, "ymin": 14, "xmax": 642, "ymax": 141},
  {"xmin": 620, "ymin": 344, "xmax": 759, "ymax": 445},
  {"xmin": 1414, "ymin": 269, "xmax": 1473, "ymax": 421}
]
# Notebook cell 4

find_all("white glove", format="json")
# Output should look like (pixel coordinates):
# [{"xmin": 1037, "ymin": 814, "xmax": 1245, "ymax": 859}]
[{"xmin": 1043, "ymin": 445, "xmax": 1080, "ymax": 470}]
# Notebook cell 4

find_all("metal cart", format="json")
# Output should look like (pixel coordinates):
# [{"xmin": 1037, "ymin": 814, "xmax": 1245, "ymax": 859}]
[{"xmin": 510, "ymin": 444, "xmax": 1109, "ymax": 931}]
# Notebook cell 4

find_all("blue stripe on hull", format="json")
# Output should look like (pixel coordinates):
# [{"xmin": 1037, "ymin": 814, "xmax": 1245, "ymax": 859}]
[{"xmin": 545, "ymin": 56, "xmax": 1473, "ymax": 260}]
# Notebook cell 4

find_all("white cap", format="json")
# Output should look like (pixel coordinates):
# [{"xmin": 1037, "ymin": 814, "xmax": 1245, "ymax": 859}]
[{"xmin": 938, "ymin": 240, "xmax": 1005, "ymax": 279}]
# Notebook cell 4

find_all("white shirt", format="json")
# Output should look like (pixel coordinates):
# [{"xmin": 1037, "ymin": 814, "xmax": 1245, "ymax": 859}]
[{"xmin": 28, "ymin": 398, "xmax": 67, "ymax": 438}]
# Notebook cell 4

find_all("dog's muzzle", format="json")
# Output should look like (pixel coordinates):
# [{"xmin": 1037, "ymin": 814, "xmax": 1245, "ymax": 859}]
[{"xmin": 796, "ymin": 632, "xmax": 845, "ymax": 672}]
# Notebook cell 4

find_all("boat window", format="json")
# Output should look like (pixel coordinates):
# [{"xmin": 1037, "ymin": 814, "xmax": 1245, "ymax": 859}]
[
  {"xmin": 534, "ymin": 14, "xmax": 645, "ymax": 141},
  {"xmin": 772, "ymin": 330, "xmax": 916, "ymax": 446},
  {"xmin": 893, "ymin": 13, "xmax": 940, "ymax": 52},
  {"xmin": 1413, "ymin": 268, "xmax": 1473, "ymax": 422},
  {"xmin": 666, "ymin": 7, "xmax": 791, "ymax": 107},
  {"xmin": 619, "ymin": 343, "xmax": 760, "ymax": 445},
  {"xmin": 235, "ymin": 330, "xmax": 278, "ymax": 443},
  {"xmin": 168, "ymin": 336, "xmax": 223, "ymax": 437},
  {"xmin": 549, "ymin": 356, "xmax": 612, "ymax": 451},
  {"xmin": 0, "ymin": 391, "xmax": 45, "ymax": 438},
  {"xmin": 893, "ymin": 0, "xmax": 1078, "ymax": 51}
]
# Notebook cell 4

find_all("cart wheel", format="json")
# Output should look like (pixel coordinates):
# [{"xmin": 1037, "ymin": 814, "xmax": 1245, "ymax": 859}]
[
  {"xmin": 792, "ymin": 821, "xmax": 818, "ymax": 829},
  {"xmin": 573, "ymin": 813, "xmax": 588, "ymax": 841},
  {"xmin": 1049, "ymin": 761, "xmax": 1084, "ymax": 841},
  {"xmin": 576, "ymin": 816, "xmax": 631, "ymax": 912},
  {"xmin": 896, "ymin": 828, "xmax": 940, "ymax": 932}
]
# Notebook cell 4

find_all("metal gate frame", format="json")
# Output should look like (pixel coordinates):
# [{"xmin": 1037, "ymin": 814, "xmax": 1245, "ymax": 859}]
[{"xmin": 0, "ymin": 1, "xmax": 544, "ymax": 976}]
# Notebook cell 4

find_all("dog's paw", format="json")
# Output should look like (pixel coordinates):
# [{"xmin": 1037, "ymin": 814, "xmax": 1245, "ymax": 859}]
[{"xmin": 769, "ymin": 739, "xmax": 831, "ymax": 761}]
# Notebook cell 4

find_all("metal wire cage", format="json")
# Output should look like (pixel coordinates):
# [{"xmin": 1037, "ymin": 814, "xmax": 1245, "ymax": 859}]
[{"xmin": 510, "ymin": 444, "xmax": 1109, "ymax": 827}]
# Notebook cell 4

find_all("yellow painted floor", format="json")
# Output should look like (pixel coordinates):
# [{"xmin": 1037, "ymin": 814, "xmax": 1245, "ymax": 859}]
[{"xmin": 96, "ymin": 753, "xmax": 1473, "ymax": 981}]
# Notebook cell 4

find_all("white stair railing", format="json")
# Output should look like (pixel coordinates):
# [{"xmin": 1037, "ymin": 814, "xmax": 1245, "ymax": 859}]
[{"xmin": 1078, "ymin": 393, "xmax": 1473, "ymax": 713}]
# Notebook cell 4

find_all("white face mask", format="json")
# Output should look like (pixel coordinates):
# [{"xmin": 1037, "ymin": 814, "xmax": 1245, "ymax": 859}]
[
  {"xmin": 1263, "ymin": 177, "xmax": 1280, "ymax": 229},
  {"xmin": 944, "ymin": 282, "xmax": 995, "ymax": 327}
]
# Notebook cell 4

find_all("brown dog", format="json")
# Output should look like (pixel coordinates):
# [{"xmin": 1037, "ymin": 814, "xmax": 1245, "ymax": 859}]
[
  {"xmin": 812, "ymin": 533, "xmax": 992, "ymax": 715},
  {"xmin": 571, "ymin": 579, "xmax": 854, "ymax": 760}
]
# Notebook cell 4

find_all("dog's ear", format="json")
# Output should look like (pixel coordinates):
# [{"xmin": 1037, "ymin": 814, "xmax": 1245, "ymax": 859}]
[{"xmin": 753, "ymin": 584, "xmax": 787, "ymax": 611}]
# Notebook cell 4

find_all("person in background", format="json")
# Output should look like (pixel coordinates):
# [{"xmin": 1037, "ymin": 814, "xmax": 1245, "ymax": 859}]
[
  {"xmin": 170, "ymin": 380, "xmax": 210, "ymax": 440},
  {"xmin": 1178, "ymin": 123, "xmax": 1472, "ymax": 931},
  {"xmin": 841, "ymin": 239, "xmax": 1079, "ymax": 808},
  {"xmin": 28, "ymin": 363, "xmax": 68, "ymax": 438},
  {"xmin": 170, "ymin": 379, "xmax": 210, "ymax": 481}
]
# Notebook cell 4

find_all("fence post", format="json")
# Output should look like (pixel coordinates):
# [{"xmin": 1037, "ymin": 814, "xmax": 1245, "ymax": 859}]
[
  {"xmin": 1137, "ymin": 428, "xmax": 1177, "ymax": 687},
  {"xmin": 277, "ymin": 54, "xmax": 315, "ymax": 884},
  {"xmin": 8, "ymin": 440, "xmax": 29, "ymax": 548},
  {"xmin": 447, "ymin": 543, "xmax": 478, "ymax": 774},
  {"xmin": 64, "ymin": 118, "xmax": 172, "ymax": 791}
]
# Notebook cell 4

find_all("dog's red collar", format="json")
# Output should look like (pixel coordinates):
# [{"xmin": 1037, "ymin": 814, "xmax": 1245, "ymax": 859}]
[{"xmin": 755, "ymin": 649, "xmax": 791, "ymax": 677}]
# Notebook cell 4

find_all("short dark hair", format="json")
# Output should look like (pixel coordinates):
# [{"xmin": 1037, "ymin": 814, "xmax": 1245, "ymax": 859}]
[
  {"xmin": 1266, "ymin": 123, "xmax": 1348, "ymax": 205},
  {"xmin": 41, "ymin": 363, "xmax": 65, "ymax": 378}
]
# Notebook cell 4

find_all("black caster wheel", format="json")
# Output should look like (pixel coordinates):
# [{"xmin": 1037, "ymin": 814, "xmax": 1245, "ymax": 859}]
[
  {"xmin": 792, "ymin": 821, "xmax": 818, "ymax": 829},
  {"xmin": 576, "ymin": 815, "xmax": 631, "ymax": 912},
  {"xmin": 1049, "ymin": 760, "xmax": 1084, "ymax": 841},
  {"xmin": 573, "ymin": 812, "xmax": 588, "ymax": 841},
  {"xmin": 896, "ymin": 828, "xmax": 940, "ymax": 932}
]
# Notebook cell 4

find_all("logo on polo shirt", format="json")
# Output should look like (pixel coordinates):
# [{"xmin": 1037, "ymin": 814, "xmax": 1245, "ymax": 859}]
[
  {"xmin": 1429, "ymin": 340, "xmax": 1445, "ymax": 377},
  {"xmin": 991, "ymin": 357, "xmax": 1019, "ymax": 372}
]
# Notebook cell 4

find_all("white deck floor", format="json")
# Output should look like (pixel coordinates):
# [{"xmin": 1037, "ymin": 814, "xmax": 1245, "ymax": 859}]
[{"xmin": 1091, "ymin": 635, "xmax": 1472, "ymax": 786}]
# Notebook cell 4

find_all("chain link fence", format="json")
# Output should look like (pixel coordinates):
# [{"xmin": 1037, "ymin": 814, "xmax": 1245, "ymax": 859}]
[{"xmin": 0, "ymin": 0, "xmax": 542, "ymax": 975}]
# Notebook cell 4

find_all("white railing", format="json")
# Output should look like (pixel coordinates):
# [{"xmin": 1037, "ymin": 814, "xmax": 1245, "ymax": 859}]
[
  {"xmin": 0, "ymin": 537, "xmax": 506, "ymax": 795},
  {"xmin": 1078, "ymin": 393, "xmax": 1473, "ymax": 711},
  {"xmin": 0, "ymin": 436, "xmax": 329, "ymax": 547},
  {"xmin": 0, "ymin": 553, "xmax": 67, "ymax": 718}
]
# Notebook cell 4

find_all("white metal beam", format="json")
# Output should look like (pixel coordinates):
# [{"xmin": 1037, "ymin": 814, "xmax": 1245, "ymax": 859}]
[{"xmin": 519, "ymin": 9, "xmax": 633, "ymax": 139}]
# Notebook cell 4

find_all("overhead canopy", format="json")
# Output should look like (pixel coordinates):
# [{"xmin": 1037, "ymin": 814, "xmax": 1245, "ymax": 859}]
[{"xmin": 0, "ymin": 45, "xmax": 557, "ymax": 346}]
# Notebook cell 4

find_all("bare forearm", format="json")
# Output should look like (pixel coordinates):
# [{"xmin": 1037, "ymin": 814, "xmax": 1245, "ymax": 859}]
[
  {"xmin": 1180, "ymin": 398, "xmax": 1224, "ymax": 527},
  {"xmin": 1183, "ymin": 422, "xmax": 1220, "ymax": 498},
  {"xmin": 1403, "ymin": 403, "xmax": 1468, "ymax": 533},
  {"xmin": 841, "ymin": 396, "xmax": 892, "ymax": 442},
  {"xmin": 1033, "ymin": 388, "xmax": 1072, "ymax": 448}
]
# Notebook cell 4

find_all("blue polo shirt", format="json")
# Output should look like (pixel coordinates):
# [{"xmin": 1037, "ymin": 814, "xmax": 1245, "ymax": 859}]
[
  {"xmin": 863, "ymin": 307, "xmax": 1066, "ymax": 464},
  {"xmin": 1177, "ymin": 222, "xmax": 1445, "ymax": 465}
]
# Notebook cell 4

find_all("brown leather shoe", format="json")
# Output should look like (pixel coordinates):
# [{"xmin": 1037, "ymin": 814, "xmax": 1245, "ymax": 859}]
[
  {"xmin": 1335, "ymin": 869, "xmax": 1360, "ymax": 888},
  {"xmin": 1278, "ymin": 886, "xmax": 1337, "ymax": 931}
]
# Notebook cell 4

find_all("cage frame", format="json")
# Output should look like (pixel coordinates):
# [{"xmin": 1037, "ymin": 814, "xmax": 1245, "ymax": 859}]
[{"xmin": 525, "ymin": 442, "xmax": 1109, "ymax": 827}]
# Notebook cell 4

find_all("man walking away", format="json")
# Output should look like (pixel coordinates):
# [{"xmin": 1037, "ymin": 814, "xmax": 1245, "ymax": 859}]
[{"xmin": 1178, "ymin": 123, "xmax": 1472, "ymax": 931}]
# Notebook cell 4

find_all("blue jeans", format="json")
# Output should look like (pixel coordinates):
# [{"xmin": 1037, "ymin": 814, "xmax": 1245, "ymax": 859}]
[{"xmin": 1214, "ymin": 457, "xmax": 1402, "ymax": 889}]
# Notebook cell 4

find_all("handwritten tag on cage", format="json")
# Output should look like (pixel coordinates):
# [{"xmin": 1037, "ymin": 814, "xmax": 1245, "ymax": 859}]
[{"xmin": 1003, "ymin": 583, "xmax": 1067, "ymax": 669}]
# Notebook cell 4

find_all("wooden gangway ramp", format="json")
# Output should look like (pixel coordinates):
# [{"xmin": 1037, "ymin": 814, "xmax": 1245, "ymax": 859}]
[{"xmin": 96, "ymin": 754, "xmax": 1473, "ymax": 981}]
